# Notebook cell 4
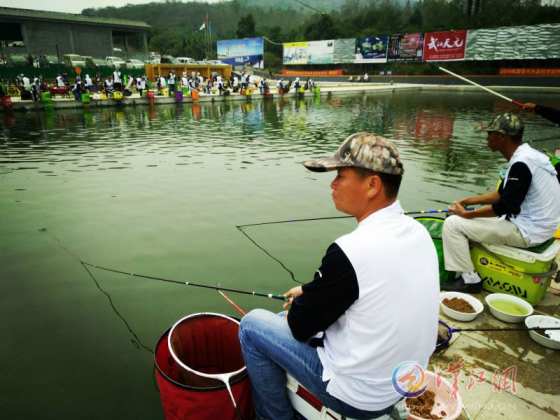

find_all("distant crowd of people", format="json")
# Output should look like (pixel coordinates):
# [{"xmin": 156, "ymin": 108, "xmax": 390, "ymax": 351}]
[{"xmin": 0, "ymin": 70, "xmax": 319, "ymax": 102}]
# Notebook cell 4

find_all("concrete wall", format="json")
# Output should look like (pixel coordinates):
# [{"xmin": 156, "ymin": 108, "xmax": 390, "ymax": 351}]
[
  {"xmin": 23, "ymin": 21, "xmax": 73, "ymax": 57},
  {"xmin": 72, "ymin": 25, "xmax": 112, "ymax": 58},
  {"xmin": 20, "ymin": 20, "xmax": 144, "ymax": 59}
]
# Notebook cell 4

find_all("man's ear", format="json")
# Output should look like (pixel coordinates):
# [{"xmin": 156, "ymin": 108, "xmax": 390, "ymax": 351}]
[{"xmin": 367, "ymin": 174, "xmax": 382, "ymax": 199}]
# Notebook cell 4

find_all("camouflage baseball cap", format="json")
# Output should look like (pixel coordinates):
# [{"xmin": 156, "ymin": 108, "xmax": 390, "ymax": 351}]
[
  {"xmin": 486, "ymin": 112, "xmax": 524, "ymax": 137},
  {"xmin": 303, "ymin": 132, "xmax": 404, "ymax": 175}
]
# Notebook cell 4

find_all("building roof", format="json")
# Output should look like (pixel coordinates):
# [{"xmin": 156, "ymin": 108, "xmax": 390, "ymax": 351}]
[{"xmin": 0, "ymin": 7, "xmax": 150, "ymax": 31}]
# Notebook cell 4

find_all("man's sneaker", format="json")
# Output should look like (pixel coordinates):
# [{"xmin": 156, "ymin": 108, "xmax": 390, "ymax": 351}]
[{"xmin": 441, "ymin": 276, "xmax": 483, "ymax": 294}]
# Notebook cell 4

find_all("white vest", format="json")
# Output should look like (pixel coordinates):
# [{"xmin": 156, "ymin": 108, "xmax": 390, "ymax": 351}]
[
  {"xmin": 317, "ymin": 201, "xmax": 440, "ymax": 411},
  {"xmin": 504, "ymin": 143, "xmax": 560, "ymax": 245}
]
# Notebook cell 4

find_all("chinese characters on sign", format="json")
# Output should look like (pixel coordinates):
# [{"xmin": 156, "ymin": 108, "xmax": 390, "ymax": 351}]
[{"xmin": 423, "ymin": 30, "xmax": 467, "ymax": 61}]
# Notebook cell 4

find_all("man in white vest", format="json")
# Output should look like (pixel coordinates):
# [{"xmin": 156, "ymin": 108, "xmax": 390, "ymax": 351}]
[
  {"xmin": 442, "ymin": 112, "xmax": 560, "ymax": 293},
  {"xmin": 239, "ymin": 132, "xmax": 439, "ymax": 420}
]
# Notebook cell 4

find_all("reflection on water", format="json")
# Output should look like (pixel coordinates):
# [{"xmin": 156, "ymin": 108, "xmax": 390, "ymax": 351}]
[
  {"xmin": 0, "ymin": 91, "xmax": 558, "ymax": 419},
  {"xmin": 1, "ymin": 92, "xmax": 558, "ymax": 188}
]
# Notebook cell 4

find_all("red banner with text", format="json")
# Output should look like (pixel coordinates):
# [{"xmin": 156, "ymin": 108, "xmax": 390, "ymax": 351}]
[
  {"xmin": 499, "ymin": 68, "xmax": 560, "ymax": 76},
  {"xmin": 423, "ymin": 30, "xmax": 467, "ymax": 62},
  {"xmin": 280, "ymin": 69, "xmax": 344, "ymax": 77}
]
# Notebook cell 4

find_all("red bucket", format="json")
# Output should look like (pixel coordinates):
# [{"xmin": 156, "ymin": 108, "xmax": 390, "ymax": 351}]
[
  {"xmin": 154, "ymin": 314, "xmax": 255, "ymax": 420},
  {"xmin": 147, "ymin": 91, "xmax": 155, "ymax": 104},
  {"xmin": 1, "ymin": 96, "xmax": 13, "ymax": 110}
]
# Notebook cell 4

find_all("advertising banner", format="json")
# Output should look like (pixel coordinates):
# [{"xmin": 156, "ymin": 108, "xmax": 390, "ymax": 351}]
[
  {"xmin": 217, "ymin": 37, "xmax": 264, "ymax": 68},
  {"xmin": 333, "ymin": 38, "xmax": 355, "ymax": 64},
  {"xmin": 283, "ymin": 40, "xmax": 334, "ymax": 65},
  {"xmin": 423, "ymin": 30, "xmax": 467, "ymax": 61},
  {"xmin": 354, "ymin": 36, "xmax": 389, "ymax": 63},
  {"xmin": 388, "ymin": 33, "xmax": 424, "ymax": 61}
]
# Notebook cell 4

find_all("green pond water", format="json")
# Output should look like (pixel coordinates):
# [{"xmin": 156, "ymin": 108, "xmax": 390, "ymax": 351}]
[{"xmin": 1, "ymin": 91, "xmax": 559, "ymax": 418}]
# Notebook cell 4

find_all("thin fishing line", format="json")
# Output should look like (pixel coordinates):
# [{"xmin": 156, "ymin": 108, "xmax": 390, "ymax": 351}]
[
  {"xmin": 263, "ymin": 36, "xmax": 283, "ymax": 46},
  {"xmin": 291, "ymin": 0, "xmax": 326, "ymax": 14},
  {"xmin": 236, "ymin": 209, "xmax": 450, "ymax": 284},
  {"xmin": 41, "ymin": 228, "xmax": 156, "ymax": 354},
  {"xmin": 236, "ymin": 225, "xmax": 302, "ymax": 284},
  {"xmin": 43, "ymin": 228, "xmax": 286, "ymax": 300},
  {"xmin": 81, "ymin": 261, "xmax": 154, "ymax": 354}
]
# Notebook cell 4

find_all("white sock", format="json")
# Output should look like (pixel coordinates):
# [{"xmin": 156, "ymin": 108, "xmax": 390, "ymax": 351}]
[{"xmin": 461, "ymin": 271, "xmax": 481, "ymax": 284}]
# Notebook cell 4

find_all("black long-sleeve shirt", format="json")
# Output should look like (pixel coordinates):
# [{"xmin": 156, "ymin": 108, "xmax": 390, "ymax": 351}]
[
  {"xmin": 535, "ymin": 105, "xmax": 560, "ymax": 126},
  {"xmin": 287, "ymin": 243, "xmax": 359, "ymax": 342},
  {"xmin": 492, "ymin": 161, "xmax": 532, "ymax": 219}
]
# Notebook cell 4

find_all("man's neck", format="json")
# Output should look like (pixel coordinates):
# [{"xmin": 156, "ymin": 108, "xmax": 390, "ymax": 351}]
[
  {"xmin": 356, "ymin": 199, "xmax": 396, "ymax": 223},
  {"xmin": 502, "ymin": 143, "xmax": 521, "ymax": 161}
]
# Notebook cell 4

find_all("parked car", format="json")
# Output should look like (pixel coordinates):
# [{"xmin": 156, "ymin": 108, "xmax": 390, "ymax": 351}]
[
  {"xmin": 175, "ymin": 57, "xmax": 195, "ymax": 64},
  {"xmin": 7, "ymin": 41, "xmax": 25, "ymax": 48},
  {"xmin": 106, "ymin": 56, "xmax": 126, "ymax": 68},
  {"xmin": 90, "ymin": 58, "xmax": 106, "ymax": 67},
  {"xmin": 83, "ymin": 56, "xmax": 96, "ymax": 67},
  {"xmin": 161, "ymin": 55, "xmax": 176, "ymax": 64},
  {"xmin": 41, "ymin": 55, "xmax": 59, "ymax": 65},
  {"xmin": 63, "ymin": 54, "xmax": 86, "ymax": 67},
  {"xmin": 6, "ymin": 54, "xmax": 27, "ymax": 65},
  {"xmin": 125, "ymin": 59, "xmax": 145, "ymax": 69},
  {"xmin": 207, "ymin": 60, "xmax": 226, "ymax": 65}
]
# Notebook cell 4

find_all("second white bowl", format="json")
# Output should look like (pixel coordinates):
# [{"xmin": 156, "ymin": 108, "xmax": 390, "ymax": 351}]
[{"xmin": 485, "ymin": 293, "xmax": 533, "ymax": 323}]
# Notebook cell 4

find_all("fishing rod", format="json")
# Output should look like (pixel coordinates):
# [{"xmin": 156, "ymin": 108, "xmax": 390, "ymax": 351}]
[
  {"xmin": 236, "ymin": 208, "xmax": 450, "ymax": 229},
  {"xmin": 218, "ymin": 290, "xmax": 248, "ymax": 317},
  {"xmin": 438, "ymin": 66, "xmax": 525, "ymax": 107},
  {"xmin": 82, "ymin": 261, "xmax": 287, "ymax": 301},
  {"xmin": 450, "ymin": 325, "xmax": 560, "ymax": 333},
  {"xmin": 438, "ymin": 320, "xmax": 560, "ymax": 348}
]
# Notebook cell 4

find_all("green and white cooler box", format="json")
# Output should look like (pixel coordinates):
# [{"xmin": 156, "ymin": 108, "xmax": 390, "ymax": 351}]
[{"xmin": 472, "ymin": 239, "xmax": 560, "ymax": 305}]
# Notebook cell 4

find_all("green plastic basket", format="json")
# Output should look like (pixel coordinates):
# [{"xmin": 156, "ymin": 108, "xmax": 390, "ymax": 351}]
[
  {"xmin": 40, "ymin": 91, "xmax": 52, "ymax": 104},
  {"xmin": 415, "ymin": 217, "xmax": 455, "ymax": 284}
]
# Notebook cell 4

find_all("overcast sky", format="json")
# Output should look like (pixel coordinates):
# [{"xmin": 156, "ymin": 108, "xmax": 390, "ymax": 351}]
[{"xmin": 1, "ymin": 0, "xmax": 222, "ymax": 14}]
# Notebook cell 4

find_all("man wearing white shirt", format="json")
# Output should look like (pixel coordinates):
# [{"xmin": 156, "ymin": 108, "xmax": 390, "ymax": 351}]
[
  {"xmin": 240, "ymin": 132, "xmax": 439, "ymax": 420},
  {"xmin": 113, "ymin": 70, "xmax": 122, "ymax": 91},
  {"xmin": 442, "ymin": 113, "xmax": 560, "ymax": 293},
  {"xmin": 56, "ymin": 75, "xmax": 65, "ymax": 88}
]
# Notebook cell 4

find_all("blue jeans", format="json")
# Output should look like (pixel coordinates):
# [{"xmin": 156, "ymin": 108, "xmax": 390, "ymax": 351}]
[{"xmin": 239, "ymin": 309, "xmax": 395, "ymax": 420}]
